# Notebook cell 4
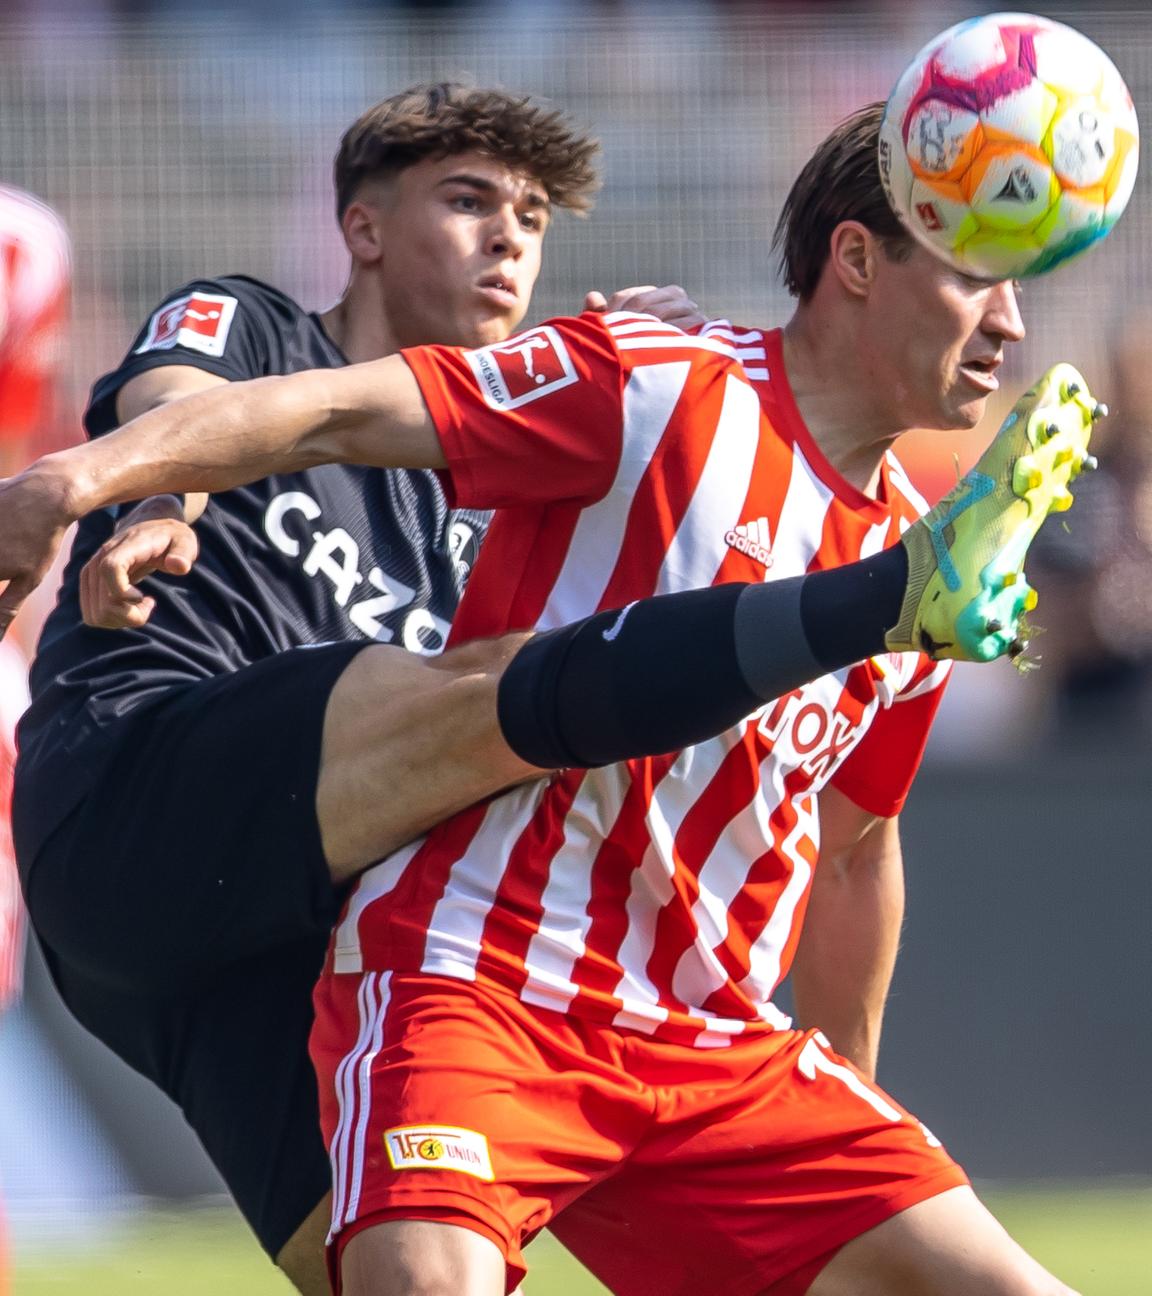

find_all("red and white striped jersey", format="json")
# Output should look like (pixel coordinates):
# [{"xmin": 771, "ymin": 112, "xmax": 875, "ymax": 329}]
[
  {"xmin": 332, "ymin": 313, "xmax": 949, "ymax": 1046},
  {"xmin": 0, "ymin": 185, "xmax": 70, "ymax": 453}
]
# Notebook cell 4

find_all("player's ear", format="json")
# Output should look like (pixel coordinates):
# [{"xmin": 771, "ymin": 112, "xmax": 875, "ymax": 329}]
[
  {"xmin": 341, "ymin": 197, "xmax": 385, "ymax": 267},
  {"xmin": 827, "ymin": 221, "xmax": 876, "ymax": 300}
]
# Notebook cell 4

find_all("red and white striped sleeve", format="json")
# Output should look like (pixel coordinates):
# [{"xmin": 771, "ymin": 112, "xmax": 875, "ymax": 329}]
[
  {"xmin": 401, "ymin": 313, "xmax": 628, "ymax": 510},
  {"xmin": 828, "ymin": 657, "xmax": 951, "ymax": 818}
]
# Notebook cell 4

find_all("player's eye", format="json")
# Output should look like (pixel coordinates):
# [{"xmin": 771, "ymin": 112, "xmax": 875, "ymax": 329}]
[
  {"xmin": 519, "ymin": 211, "xmax": 544, "ymax": 232},
  {"xmin": 1012, "ymin": 279, "xmax": 1024, "ymax": 299},
  {"xmin": 452, "ymin": 193, "xmax": 481, "ymax": 212}
]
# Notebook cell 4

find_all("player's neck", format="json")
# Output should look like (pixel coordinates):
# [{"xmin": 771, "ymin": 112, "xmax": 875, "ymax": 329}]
[
  {"xmin": 781, "ymin": 310, "xmax": 901, "ymax": 499},
  {"xmin": 319, "ymin": 280, "xmax": 401, "ymax": 364}
]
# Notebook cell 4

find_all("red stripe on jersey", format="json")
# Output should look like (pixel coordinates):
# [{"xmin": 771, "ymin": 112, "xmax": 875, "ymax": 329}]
[
  {"xmin": 641, "ymin": 733, "xmax": 763, "ymax": 1011},
  {"xmin": 448, "ymin": 499, "xmax": 587, "ymax": 643},
  {"xmin": 474, "ymin": 770, "xmax": 587, "ymax": 994},
  {"xmin": 382, "ymin": 801, "xmax": 490, "ymax": 971},
  {"xmin": 595, "ymin": 354, "xmax": 735, "ymax": 610},
  {"xmin": 564, "ymin": 754, "xmax": 681, "ymax": 1014}
]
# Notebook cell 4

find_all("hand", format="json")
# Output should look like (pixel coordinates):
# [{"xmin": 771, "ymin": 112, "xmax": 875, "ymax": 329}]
[
  {"xmin": 80, "ymin": 517, "xmax": 199, "ymax": 629},
  {"xmin": 583, "ymin": 284, "xmax": 706, "ymax": 331},
  {"xmin": 0, "ymin": 464, "xmax": 78, "ymax": 638}
]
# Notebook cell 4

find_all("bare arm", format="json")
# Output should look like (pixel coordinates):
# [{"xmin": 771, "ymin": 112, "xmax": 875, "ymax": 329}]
[
  {"xmin": 789, "ymin": 786, "xmax": 905, "ymax": 1080},
  {"xmin": 0, "ymin": 355, "xmax": 436, "ymax": 631},
  {"xmin": 79, "ymin": 366, "xmax": 237, "ymax": 628},
  {"xmin": 111, "ymin": 364, "xmax": 230, "ymax": 525},
  {"xmin": 58, "ymin": 354, "xmax": 438, "ymax": 514}
]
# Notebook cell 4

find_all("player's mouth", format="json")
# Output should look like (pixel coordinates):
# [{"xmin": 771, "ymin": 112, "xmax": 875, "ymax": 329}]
[
  {"xmin": 958, "ymin": 355, "xmax": 1001, "ymax": 394},
  {"xmin": 476, "ymin": 274, "xmax": 518, "ymax": 308}
]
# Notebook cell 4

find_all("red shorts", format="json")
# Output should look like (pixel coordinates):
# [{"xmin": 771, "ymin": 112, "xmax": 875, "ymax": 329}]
[{"xmin": 310, "ymin": 972, "xmax": 967, "ymax": 1296}]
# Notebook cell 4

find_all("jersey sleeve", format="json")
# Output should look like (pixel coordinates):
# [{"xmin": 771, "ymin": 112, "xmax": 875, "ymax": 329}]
[
  {"xmin": 828, "ymin": 658, "xmax": 951, "ymax": 818},
  {"xmin": 401, "ymin": 313, "xmax": 626, "ymax": 510},
  {"xmin": 84, "ymin": 277, "xmax": 274, "ymax": 437}
]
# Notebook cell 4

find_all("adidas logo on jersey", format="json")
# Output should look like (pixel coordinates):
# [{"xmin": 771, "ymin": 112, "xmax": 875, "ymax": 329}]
[{"xmin": 725, "ymin": 516, "xmax": 773, "ymax": 568}]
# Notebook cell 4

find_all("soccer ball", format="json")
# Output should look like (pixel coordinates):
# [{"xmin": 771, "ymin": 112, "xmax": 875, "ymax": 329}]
[{"xmin": 878, "ymin": 12, "xmax": 1139, "ymax": 280}]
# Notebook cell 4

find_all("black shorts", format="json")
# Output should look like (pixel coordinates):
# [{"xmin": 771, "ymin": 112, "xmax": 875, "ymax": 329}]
[{"xmin": 16, "ymin": 641, "xmax": 369, "ymax": 1258}]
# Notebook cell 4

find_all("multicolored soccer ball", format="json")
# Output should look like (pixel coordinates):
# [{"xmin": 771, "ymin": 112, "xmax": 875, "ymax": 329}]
[{"xmin": 879, "ymin": 13, "xmax": 1138, "ymax": 279}]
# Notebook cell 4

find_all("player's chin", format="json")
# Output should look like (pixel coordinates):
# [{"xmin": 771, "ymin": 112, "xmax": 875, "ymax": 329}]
[
  {"xmin": 942, "ymin": 386, "xmax": 989, "ymax": 431},
  {"xmin": 467, "ymin": 302, "xmax": 527, "ymax": 348}
]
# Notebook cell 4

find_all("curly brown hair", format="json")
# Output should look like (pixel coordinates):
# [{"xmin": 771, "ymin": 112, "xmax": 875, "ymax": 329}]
[
  {"xmin": 773, "ymin": 102, "xmax": 914, "ymax": 301},
  {"xmin": 334, "ymin": 82, "xmax": 601, "ymax": 220}
]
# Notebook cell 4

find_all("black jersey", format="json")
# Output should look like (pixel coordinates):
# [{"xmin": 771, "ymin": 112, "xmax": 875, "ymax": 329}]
[{"xmin": 17, "ymin": 275, "xmax": 489, "ymax": 854}]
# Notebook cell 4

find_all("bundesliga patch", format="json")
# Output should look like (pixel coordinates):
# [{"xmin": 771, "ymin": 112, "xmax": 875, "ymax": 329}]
[
  {"xmin": 384, "ymin": 1124, "xmax": 494, "ymax": 1181},
  {"xmin": 134, "ymin": 292, "xmax": 239, "ymax": 358},
  {"xmin": 465, "ymin": 325, "xmax": 578, "ymax": 410}
]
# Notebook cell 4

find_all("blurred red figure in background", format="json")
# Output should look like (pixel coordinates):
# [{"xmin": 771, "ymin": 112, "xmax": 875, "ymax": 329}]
[{"xmin": 0, "ymin": 183, "xmax": 70, "ymax": 1296}]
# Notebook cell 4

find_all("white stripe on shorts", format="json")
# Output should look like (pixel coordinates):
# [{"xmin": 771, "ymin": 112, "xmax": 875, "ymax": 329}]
[{"xmin": 329, "ymin": 971, "xmax": 392, "ymax": 1237}]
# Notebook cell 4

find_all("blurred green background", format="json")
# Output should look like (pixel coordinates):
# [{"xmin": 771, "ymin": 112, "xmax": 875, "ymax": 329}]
[{"xmin": 13, "ymin": 1183, "xmax": 1152, "ymax": 1295}]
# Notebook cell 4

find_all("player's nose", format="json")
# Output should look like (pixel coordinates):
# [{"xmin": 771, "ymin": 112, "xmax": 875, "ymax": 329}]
[
  {"xmin": 485, "ymin": 205, "xmax": 526, "ymax": 258},
  {"xmin": 984, "ymin": 279, "xmax": 1026, "ymax": 344}
]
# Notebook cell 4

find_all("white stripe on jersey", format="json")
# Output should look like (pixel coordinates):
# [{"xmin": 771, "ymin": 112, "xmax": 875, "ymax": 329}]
[
  {"xmin": 656, "ymin": 374, "xmax": 761, "ymax": 591},
  {"xmin": 766, "ymin": 444, "xmax": 837, "ymax": 576},
  {"xmin": 671, "ymin": 727, "xmax": 786, "ymax": 1007},
  {"xmin": 333, "ymin": 839, "xmax": 423, "ymax": 974},
  {"xmin": 607, "ymin": 319, "xmax": 688, "ymax": 337},
  {"xmin": 614, "ymin": 734, "xmax": 741, "ymax": 1015},
  {"xmin": 614, "ymin": 334, "xmax": 738, "ymax": 358},
  {"xmin": 420, "ymin": 794, "xmax": 533, "ymax": 985},
  {"xmin": 698, "ymin": 321, "xmax": 765, "ymax": 344},
  {"xmin": 885, "ymin": 450, "xmax": 932, "ymax": 514},
  {"xmin": 738, "ymin": 795, "xmax": 820, "ymax": 1004},
  {"xmin": 897, "ymin": 659, "xmax": 952, "ymax": 701},
  {"xmin": 858, "ymin": 517, "xmax": 892, "ymax": 560},
  {"xmin": 537, "ymin": 361, "xmax": 691, "ymax": 630},
  {"xmin": 518, "ymin": 763, "xmax": 635, "ymax": 1015},
  {"xmin": 699, "ymin": 321, "xmax": 770, "ymax": 380}
]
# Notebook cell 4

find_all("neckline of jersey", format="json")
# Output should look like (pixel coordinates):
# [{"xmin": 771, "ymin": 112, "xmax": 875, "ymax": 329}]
[{"xmin": 761, "ymin": 328, "xmax": 894, "ymax": 517}]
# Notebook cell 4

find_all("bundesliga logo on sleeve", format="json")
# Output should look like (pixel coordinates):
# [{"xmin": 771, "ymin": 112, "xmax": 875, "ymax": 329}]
[
  {"xmin": 465, "ymin": 325, "xmax": 578, "ymax": 410},
  {"xmin": 135, "ymin": 291, "xmax": 238, "ymax": 358}
]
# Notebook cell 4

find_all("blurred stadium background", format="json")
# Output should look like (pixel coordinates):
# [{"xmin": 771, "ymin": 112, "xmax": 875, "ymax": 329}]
[{"xmin": 1, "ymin": 1, "xmax": 1149, "ymax": 1291}]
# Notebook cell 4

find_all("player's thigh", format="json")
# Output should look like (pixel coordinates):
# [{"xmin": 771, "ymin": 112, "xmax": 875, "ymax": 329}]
[
  {"xmin": 317, "ymin": 634, "xmax": 537, "ymax": 877},
  {"xmin": 551, "ymin": 1028, "xmax": 968, "ymax": 1296},
  {"xmin": 341, "ymin": 1219, "xmax": 505, "ymax": 1296},
  {"xmin": 19, "ymin": 645, "xmax": 363, "ymax": 992},
  {"xmin": 800, "ymin": 1185, "xmax": 1076, "ymax": 1296},
  {"xmin": 312, "ymin": 972, "xmax": 646, "ymax": 1293}
]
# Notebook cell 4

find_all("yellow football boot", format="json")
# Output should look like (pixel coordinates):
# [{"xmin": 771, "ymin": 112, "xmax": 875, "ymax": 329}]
[{"xmin": 887, "ymin": 363, "xmax": 1103, "ymax": 663}]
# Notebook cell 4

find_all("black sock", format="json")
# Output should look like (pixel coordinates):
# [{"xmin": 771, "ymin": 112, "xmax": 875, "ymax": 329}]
[
  {"xmin": 797, "ymin": 544, "xmax": 908, "ymax": 671},
  {"xmin": 498, "ymin": 548, "xmax": 909, "ymax": 769}
]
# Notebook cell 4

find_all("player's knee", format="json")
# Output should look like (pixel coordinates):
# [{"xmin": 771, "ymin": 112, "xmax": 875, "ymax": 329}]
[{"xmin": 340, "ymin": 1220, "xmax": 504, "ymax": 1296}]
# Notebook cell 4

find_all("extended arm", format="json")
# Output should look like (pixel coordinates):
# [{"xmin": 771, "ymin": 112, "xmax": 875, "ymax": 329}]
[
  {"xmin": 789, "ymin": 785, "xmax": 905, "ymax": 1080},
  {"xmin": 54, "ymin": 354, "xmax": 438, "ymax": 512},
  {"xmin": 0, "ymin": 355, "xmax": 436, "ymax": 629}
]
